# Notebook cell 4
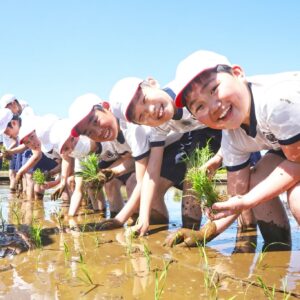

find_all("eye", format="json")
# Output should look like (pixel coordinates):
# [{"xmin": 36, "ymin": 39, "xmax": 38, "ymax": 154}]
[
  {"xmin": 195, "ymin": 104, "xmax": 204, "ymax": 112},
  {"xmin": 210, "ymin": 84, "xmax": 219, "ymax": 95}
]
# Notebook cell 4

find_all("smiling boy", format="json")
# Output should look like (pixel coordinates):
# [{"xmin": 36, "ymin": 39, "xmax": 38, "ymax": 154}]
[
  {"xmin": 171, "ymin": 50, "xmax": 298, "ymax": 246},
  {"xmin": 109, "ymin": 77, "xmax": 222, "ymax": 236}
]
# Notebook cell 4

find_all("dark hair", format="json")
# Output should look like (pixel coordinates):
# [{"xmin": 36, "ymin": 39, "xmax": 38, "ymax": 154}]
[
  {"xmin": 7, "ymin": 114, "xmax": 22, "ymax": 128},
  {"xmin": 93, "ymin": 104, "xmax": 105, "ymax": 112},
  {"xmin": 182, "ymin": 64, "xmax": 233, "ymax": 107}
]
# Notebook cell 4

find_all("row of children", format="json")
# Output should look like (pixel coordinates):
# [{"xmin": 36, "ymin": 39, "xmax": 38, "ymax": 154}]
[{"xmin": 0, "ymin": 49, "xmax": 299, "ymax": 247}]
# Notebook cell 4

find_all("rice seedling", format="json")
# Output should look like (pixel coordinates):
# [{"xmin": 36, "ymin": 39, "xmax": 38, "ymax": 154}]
[
  {"xmin": 76, "ymin": 154, "xmax": 101, "ymax": 190},
  {"xmin": 256, "ymin": 276, "xmax": 276, "ymax": 299},
  {"xmin": 125, "ymin": 227, "xmax": 138, "ymax": 256},
  {"xmin": 63, "ymin": 242, "xmax": 70, "ymax": 261},
  {"xmin": 195, "ymin": 228, "xmax": 219, "ymax": 298},
  {"xmin": 143, "ymin": 242, "xmax": 151, "ymax": 271},
  {"xmin": 94, "ymin": 236, "xmax": 101, "ymax": 248},
  {"xmin": 185, "ymin": 142, "xmax": 220, "ymax": 210},
  {"xmin": 30, "ymin": 218, "xmax": 43, "ymax": 248},
  {"xmin": 12, "ymin": 203, "xmax": 22, "ymax": 227},
  {"xmin": 0, "ymin": 205, "xmax": 5, "ymax": 232},
  {"xmin": 32, "ymin": 168, "xmax": 46, "ymax": 185},
  {"xmin": 255, "ymin": 242, "xmax": 289, "ymax": 269},
  {"xmin": 154, "ymin": 259, "xmax": 171, "ymax": 300},
  {"xmin": 53, "ymin": 209, "xmax": 64, "ymax": 232},
  {"xmin": 281, "ymin": 277, "xmax": 291, "ymax": 300},
  {"xmin": 76, "ymin": 251, "xmax": 94, "ymax": 285}
]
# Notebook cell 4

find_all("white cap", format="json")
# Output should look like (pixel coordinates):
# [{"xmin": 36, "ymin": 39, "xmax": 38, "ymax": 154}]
[
  {"xmin": 68, "ymin": 93, "xmax": 103, "ymax": 135},
  {"xmin": 19, "ymin": 117, "xmax": 36, "ymax": 143},
  {"xmin": 0, "ymin": 108, "xmax": 14, "ymax": 134},
  {"xmin": 49, "ymin": 118, "xmax": 73, "ymax": 154},
  {"xmin": 109, "ymin": 77, "xmax": 143, "ymax": 122},
  {"xmin": 0, "ymin": 94, "xmax": 17, "ymax": 109},
  {"xmin": 174, "ymin": 50, "xmax": 231, "ymax": 108},
  {"xmin": 19, "ymin": 114, "xmax": 58, "ymax": 153}
]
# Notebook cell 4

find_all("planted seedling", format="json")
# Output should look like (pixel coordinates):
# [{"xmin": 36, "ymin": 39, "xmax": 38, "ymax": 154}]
[
  {"xmin": 154, "ymin": 259, "xmax": 171, "ymax": 300},
  {"xmin": 30, "ymin": 218, "xmax": 43, "ymax": 248},
  {"xmin": 32, "ymin": 168, "xmax": 46, "ymax": 185},
  {"xmin": 185, "ymin": 142, "xmax": 220, "ymax": 210}
]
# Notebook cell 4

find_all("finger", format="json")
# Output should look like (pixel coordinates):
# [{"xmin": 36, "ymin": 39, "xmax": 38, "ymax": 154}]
[
  {"xmin": 164, "ymin": 231, "xmax": 184, "ymax": 247},
  {"xmin": 212, "ymin": 201, "xmax": 232, "ymax": 211},
  {"xmin": 176, "ymin": 237, "xmax": 197, "ymax": 248},
  {"xmin": 58, "ymin": 187, "xmax": 65, "ymax": 198},
  {"xmin": 210, "ymin": 210, "xmax": 235, "ymax": 220}
]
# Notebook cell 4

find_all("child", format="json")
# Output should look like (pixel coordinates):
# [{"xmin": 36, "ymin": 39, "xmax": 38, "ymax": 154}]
[
  {"xmin": 69, "ymin": 93, "xmax": 188, "ymax": 230},
  {"xmin": 109, "ymin": 77, "xmax": 222, "ymax": 236},
  {"xmin": 0, "ymin": 94, "xmax": 34, "ymax": 194},
  {"xmin": 49, "ymin": 118, "xmax": 136, "ymax": 217},
  {"xmin": 68, "ymin": 93, "xmax": 119, "ymax": 143},
  {"xmin": 16, "ymin": 114, "xmax": 60, "ymax": 199},
  {"xmin": 170, "ymin": 50, "xmax": 295, "ymax": 246}
]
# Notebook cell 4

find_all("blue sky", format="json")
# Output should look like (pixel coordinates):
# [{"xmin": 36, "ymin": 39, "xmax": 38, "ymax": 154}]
[{"xmin": 1, "ymin": 1, "xmax": 300, "ymax": 118}]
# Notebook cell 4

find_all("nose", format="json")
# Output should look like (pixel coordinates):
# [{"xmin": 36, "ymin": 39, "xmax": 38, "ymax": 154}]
[
  {"xmin": 148, "ymin": 104, "xmax": 156, "ymax": 117},
  {"xmin": 209, "ymin": 99, "xmax": 222, "ymax": 120}
]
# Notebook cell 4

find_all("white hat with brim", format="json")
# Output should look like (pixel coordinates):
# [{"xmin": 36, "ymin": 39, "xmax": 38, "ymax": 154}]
[
  {"xmin": 68, "ymin": 93, "xmax": 103, "ymax": 137},
  {"xmin": 109, "ymin": 77, "xmax": 143, "ymax": 122},
  {"xmin": 0, "ymin": 94, "xmax": 17, "ymax": 109},
  {"xmin": 0, "ymin": 108, "xmax": 14, "ymax": 135},
  {"xmin": 174, "ymin": 50, "xmax": 232, "ymax": 108},
  {"xmin": 49, "ymin": 118, "xmax": 73, "ymax": 154},
  {"xmin": 19, "ymin": 117, "xmax": 36, "ymax": 144}
]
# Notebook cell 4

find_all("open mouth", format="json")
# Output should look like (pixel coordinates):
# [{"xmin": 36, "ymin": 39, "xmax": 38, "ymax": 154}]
[
  {"xmin": 157, "ymin": 104, "xmax": 164, "ymax": 119},
  {"xmin": 218, "ymin": 105, "xmax": 232, "ymax": 121},
  {"xmin": 101, "ymin": 128, "xmax": 111, "ymax": 140}
]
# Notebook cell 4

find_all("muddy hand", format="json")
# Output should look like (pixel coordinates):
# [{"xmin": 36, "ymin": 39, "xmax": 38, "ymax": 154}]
[
  {"xmin": 130, "ymin": 222, "xmax": 149, "ymax": 237},
  {"xmin": 211, "ymin": 195, "xmax": 245, "ymax": 220},
  {"xmin": 164, "ymin": 221, "xmax": 217, "ymax": 247},
  {"xmin": 51, "ymin": 184, "xmax": 65, "ymax": 200},
  {"xmin": 96, "ymin": 169, "xmax": 115, "ymax": 188},
  {"xmin": 97, "ymin": 218, "xmax": 123, "ymax": 230}
]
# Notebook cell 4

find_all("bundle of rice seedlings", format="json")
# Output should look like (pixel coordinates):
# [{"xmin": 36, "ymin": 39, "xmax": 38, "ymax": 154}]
[
  {"xmin": 185, "ymin": 143, "xmax": 220, "ymax": 209},
  {"xmin": 75, "ymin": 153, "xmax": 102, "ymax": 190},
  {"xmin": 32, "ymin": 168, "xmax": 46, "ymax": 185}
]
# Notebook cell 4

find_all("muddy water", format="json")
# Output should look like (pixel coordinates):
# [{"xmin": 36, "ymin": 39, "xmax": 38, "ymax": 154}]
[{"xmin": 1, "ymin": 185, "xmax": 300, "ymax": 299}]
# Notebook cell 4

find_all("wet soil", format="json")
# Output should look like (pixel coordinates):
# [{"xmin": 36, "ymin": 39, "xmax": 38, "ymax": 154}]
[{"xmin": 0, "ymin": 186, "xmax": 300, "ymax": 299}]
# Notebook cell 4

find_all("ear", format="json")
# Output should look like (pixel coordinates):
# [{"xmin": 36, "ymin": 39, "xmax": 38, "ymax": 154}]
[
  {"xmin": 146, "ymin": 77, "xmax": 160, "ymax": 88},
  {"xmin": 231, "ymin": 65, "xmax": 246, "ymax": 79}
]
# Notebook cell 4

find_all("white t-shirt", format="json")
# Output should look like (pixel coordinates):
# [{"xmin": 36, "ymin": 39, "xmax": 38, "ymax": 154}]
[{"xmin": 221, "ymin": 71, "xmax": 300, "ymax": 171}]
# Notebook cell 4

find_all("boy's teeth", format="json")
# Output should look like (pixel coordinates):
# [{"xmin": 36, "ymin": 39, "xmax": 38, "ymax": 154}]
[{"xmin": 219, "ymin": 106, "xmax": 230, "ymax": 119}]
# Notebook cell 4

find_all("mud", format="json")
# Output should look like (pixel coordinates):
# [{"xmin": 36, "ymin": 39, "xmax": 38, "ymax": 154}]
[{"xmin": 0, "ymin": 186, "xmax": 300, "ymax": 299}]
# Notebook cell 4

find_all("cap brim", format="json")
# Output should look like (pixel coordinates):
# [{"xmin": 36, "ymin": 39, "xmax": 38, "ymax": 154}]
[{"xmin": 124, "ymin": 85, "xmax": 140, "ymax": 122}]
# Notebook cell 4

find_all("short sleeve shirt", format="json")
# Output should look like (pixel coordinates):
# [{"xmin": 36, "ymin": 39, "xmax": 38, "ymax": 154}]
[{"xmin": 221, "ymin": 71, "xmax": 300, "ymax": 171}]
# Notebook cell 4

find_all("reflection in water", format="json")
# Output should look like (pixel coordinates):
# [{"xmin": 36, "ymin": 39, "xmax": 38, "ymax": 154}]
[{"xmin": 0, "ymin": 186, "xmax": 300, "ymax": 299}]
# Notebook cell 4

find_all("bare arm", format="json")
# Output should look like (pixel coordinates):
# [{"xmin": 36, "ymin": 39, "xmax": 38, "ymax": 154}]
[
  {"xmin": 17, "ymin": 149, "xmax": 42, "ymax": 176},
  {"xmin": 212, "ymin": 159, "xmax": 300, "ymax": 218},
  {"xmin": 114, "ymin": 156, "xmax": 148, "ymax": 224},
  {"xmin": 281, "ymin": 141, "xmax": 300, "ymax": 163},
  {"xmin": 106, "ymin": 152, "xmax": 135, "ymax": 176},
  {"xmin": 135, "ymin": 146, "xmax": 164, "ymax": 235}
]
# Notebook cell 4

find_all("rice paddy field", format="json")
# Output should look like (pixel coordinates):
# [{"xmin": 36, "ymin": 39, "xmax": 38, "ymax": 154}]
[{"xmin": 0, "ymin": 185, "xmax": 300, "ymax": 299}]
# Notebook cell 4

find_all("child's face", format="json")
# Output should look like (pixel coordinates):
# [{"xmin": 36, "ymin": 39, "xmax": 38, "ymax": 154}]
[
  {"xmin": 61, "ymin": 136, "xmax": 79, "ymax": 155},
  {"xmin": 130, "ymin": 86, "xmax": 175, "ymax": 126},
  {"xmin": 185, "ymin": 66, "xmax": 250, "ymax": 129},
  {"xmin": 6, "ymin": 101, "xmax": 21, "ymax": 115},
  {"xmin": 75, "ymin": 108, "xmax": 118, "ymax": 142},
  {"xmin": 4, "ymin": 120, "xmax": 20, "ymax": 139},
  {"xmin": 22, "ymin": 131, "xmax": 41, "ymax": 150}
]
